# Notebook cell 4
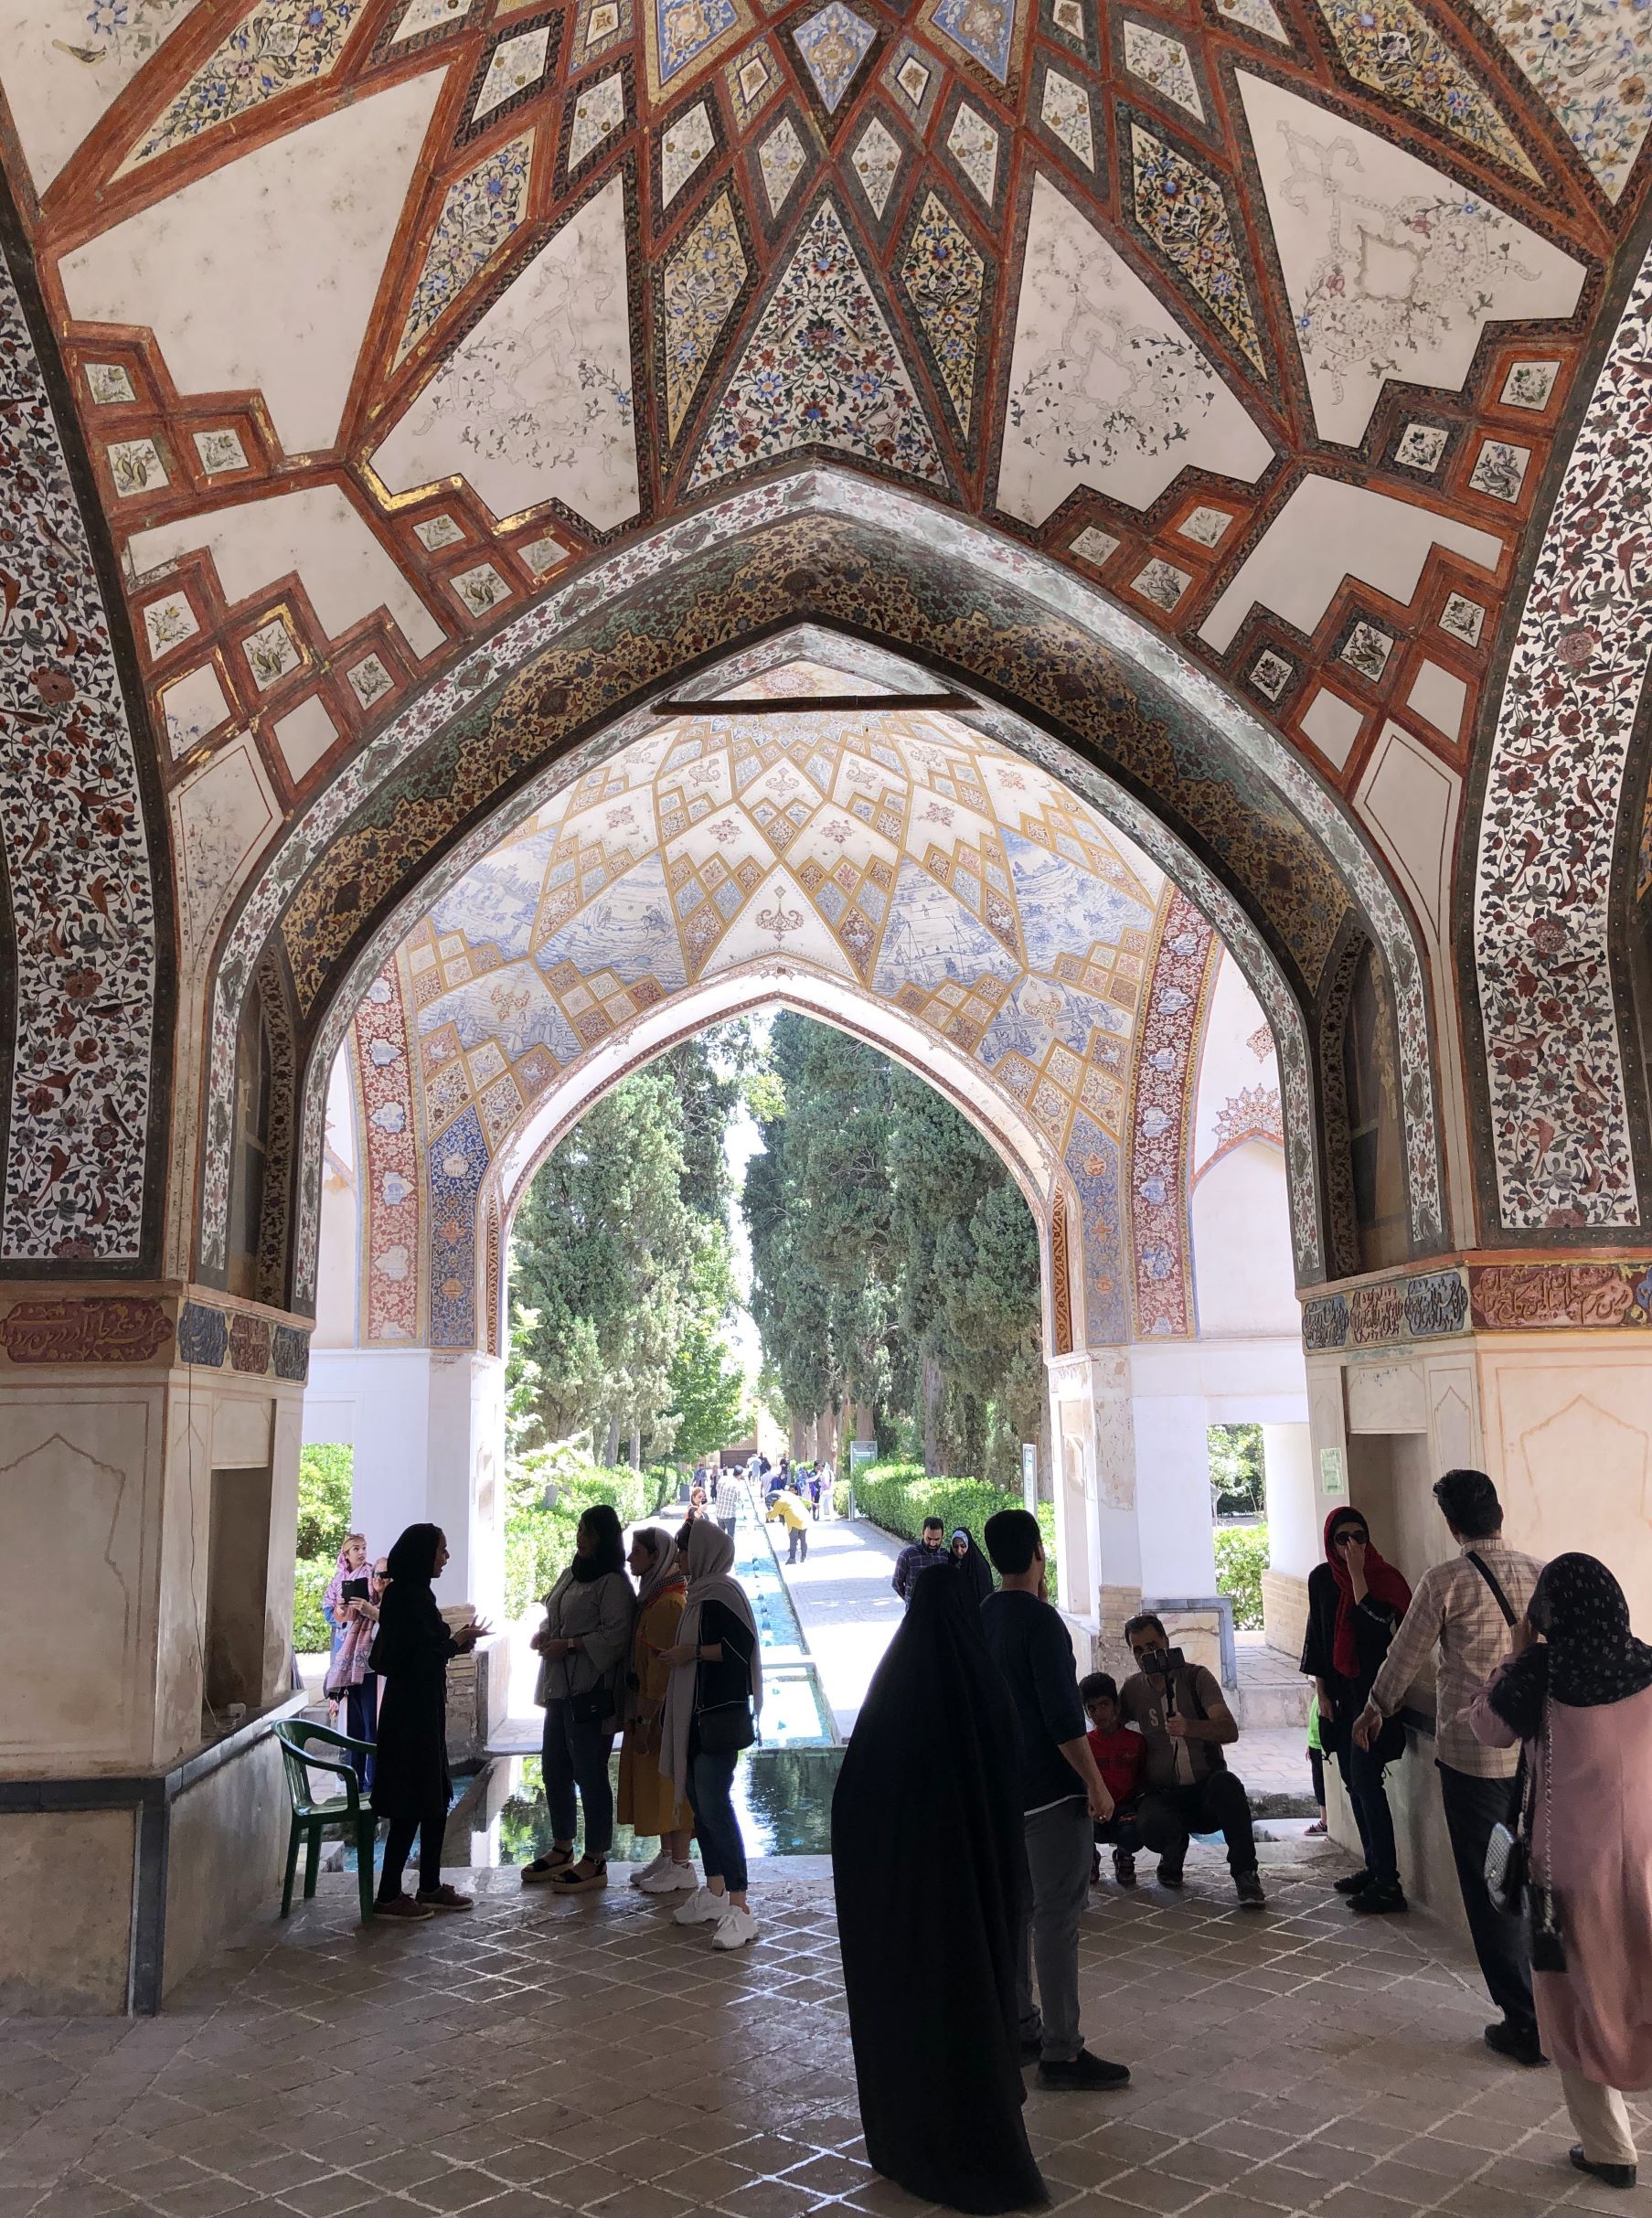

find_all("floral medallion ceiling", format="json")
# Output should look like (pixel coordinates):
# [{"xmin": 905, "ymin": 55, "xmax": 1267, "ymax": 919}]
[
  {"xmin": 1, "ymin": 0, "xmax": 1645, "ymax": 838},
  {"xmin": 339, "ymin": 657, "xmax": 1284, "ymax": 1349}
]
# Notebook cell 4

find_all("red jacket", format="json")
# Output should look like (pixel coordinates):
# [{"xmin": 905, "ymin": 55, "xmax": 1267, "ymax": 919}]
[{"xmin": 1087, "ymin": 1725, "xmax": 1144, "ymax": 1807}]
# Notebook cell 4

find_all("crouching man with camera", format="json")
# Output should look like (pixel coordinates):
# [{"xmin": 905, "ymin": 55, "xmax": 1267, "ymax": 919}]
[{"xmin": 1119, "ymin": 1613, "xmax": 1266, "ymax": 1909}]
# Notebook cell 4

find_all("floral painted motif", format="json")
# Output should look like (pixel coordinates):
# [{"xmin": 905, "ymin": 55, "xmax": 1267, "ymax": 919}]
[
  {"xmin": 1039, "ymin": 69, "xmax": 1095, "ymax": 168},
  {"xmin": 757, "ymin": 114, "xmax": 810, "ymax": 216},
  {"xmin": 1465, "ymin": 0, "xmax": 1652, "ymax": 198},
  {"xmin": 659, "ymin": 99, "xmax": 716, "ymax": 207},
  {"xmin": 429, "ymin": 1104, "xmax": 488, "ymax": 1344},
  {"xmin": 660, "ymin": 187, "xmax": 749, "ymax": 447},
  {"xmin": 1249, "ymin": 647, "xmax": 1295, "ymax": 700},
  {"xmin": 1212, "ymin": 1081, "xmax": 1283, "ymax": 1148},
  {"xmin": 395, "ymin": 133, "xmax": 535, "ymax": 367},
  {"xmin": 926, "ymin": 0, "xmax": 1020, "ymax": 81},
  {"xmin": 1070, "ymin": 525, "xmax": 1119, "ymax": 567},
  {"xmin": 1395, "ymin": 421, "xmax": 1447, "ymax": 471},
  {"xmin": 1500, "ymin": 358, "xmax": 1560, "ymax": 409},
  {"xmin": 452, "ymin": 562, "xmax": 512, "ymax": 617},
  {"xmin": 1468, "ymin": 436, "xmax": 1530, "ymax": 500},
  {"xmin": 471, "ymin": 24, "xmax": 551, "ymax": 123},
  {"xmin": 1128, "ymin": 893, "xmax": 1214, "ymax": 1336},
  {"xmin": 347, "ymin": 654, "xmax": 395, "ymax": 708},
  {"xmin": 143, "ymin": 592, "xmax": 198, "ymax": 657},
  {"xmin": 1312, "ymin": 0, "xmax": 1539, "ymax": 179},
  {"xmin": 687, "ymin": 198, "xmax": 947, "ymax": 488},
  {"xmin": 85, "ymin": 363, "xmax": 136, "ymax": 404},
  {"xmin": 725, "ymin": 36, "xmax": 780, "ymax": 123},
  {"xmin": 1123, "ymin": 22, "xmax": 1203, "ymax": 120},
  {"xmin": 566, "ymin": 70, "xmax": 626, "ymax": 172},
  {"xmin": 127, "ymin": 0, "xmax": 364, "ymax": 166},
  {"xmin": 242, "ymin": 614, "xmax": 303, "ymax": 688},
  {"xmin": 898, "ymin": 190, "xmax": 989, "ymax": 440},
  {"xmin": 108, "ymin": 438, "xmax": 167, "ymax": 495},
  {"xmin": 1129, "ymin": 124, "xmax": 1265, "ymax": 374},
  {"xmin": 0, "ymin": 243, "xmax": 159, "ymax": 1262},
  {"xmin": 1475, "ymin": 245, "xmax": 1652, "ymax": 1227},
  {"xmin": 945, "ymin": 102, "xmax": 1000, "ymax": 203},
  {"xmin": 656, "ymin": 0, "xmax": 741, "ymax": 84},
  {"xmin": 356, "ymin": 966, "xmax": 421, "ymax": 1340},
  {"xmin": 849, "ymin": 115, "xmax": 903, "ymax": 214},
  {"xmin": 1132, "ymin": 557, "xmax": 1189, "ymax": 610},
  {"xmin": 1340, "ymin": 618, "xmax": 1394, "ymax": 682},
  {"xmin": 1215, "ymin": 0, "xmax": 1288, "ymax": 38},
  {"xmin": 193, "ymin": 427, "xmax": 248, "ymax": 475},
  {"xmin": 791, "ymin": 1, "xmax": 876, "ymax": 110},
  {"xmin": 1439, "ymin": 592, "xmax": 1485, "ymax": 646}
]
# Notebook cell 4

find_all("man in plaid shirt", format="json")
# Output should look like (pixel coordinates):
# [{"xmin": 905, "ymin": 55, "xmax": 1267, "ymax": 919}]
[{"xmin": 1354, "ymin": 1468, "xmax": 1544, "ymax": 2066}]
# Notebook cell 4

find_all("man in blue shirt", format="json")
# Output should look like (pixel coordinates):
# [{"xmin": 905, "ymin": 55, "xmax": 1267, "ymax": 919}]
[
  {"xmin": 891, "ymin": 1518, "xmax": 949, "ymax": 1606},
  {"xmin": 981, "ymin": 1509, "xmax": 1131, "ymax": 2092}
]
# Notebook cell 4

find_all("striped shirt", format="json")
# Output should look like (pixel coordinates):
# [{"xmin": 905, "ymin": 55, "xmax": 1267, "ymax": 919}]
[{"xmin": 1367, "ymin": 1541, "xmax": 1542, "ymax": 1778}]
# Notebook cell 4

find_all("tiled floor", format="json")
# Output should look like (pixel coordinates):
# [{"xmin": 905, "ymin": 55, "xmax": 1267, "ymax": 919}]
[{"xmin": 5, "ymin": 1840, "xmax": 1647, "ymax": 2218}]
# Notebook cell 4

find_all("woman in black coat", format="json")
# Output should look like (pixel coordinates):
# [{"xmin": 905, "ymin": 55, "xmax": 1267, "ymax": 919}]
[
  {"xmin": 950, "ymin": 1527, "xmax": 995, "ymax": 1607},
  {"xmin": 370, "ymin": 1523, "xmax": 488, "ymax": 1920},
  {"xmin": 833, "ymin": 1564, "xmax": 1046, "ymax": 2213}
]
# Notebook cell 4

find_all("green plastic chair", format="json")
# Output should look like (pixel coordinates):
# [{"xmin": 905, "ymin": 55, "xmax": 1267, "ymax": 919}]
[{"xmin": 273, "ymin": 1720, "xmax": 378, "ymax": 1923}]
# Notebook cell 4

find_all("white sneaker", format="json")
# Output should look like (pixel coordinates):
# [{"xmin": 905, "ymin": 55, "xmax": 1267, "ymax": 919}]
[
  {"xmin": 628, "ymin": 1850, "xmax": 671, "ymax": 1888},
  {"xmin": 711, "ymin": 1904, "xmax": 759, "ymax": 1950},
  {"xmin": 638, "ymin": 1861, "xmax": 700, "ymax": 1894},
  {"xmin": 673, "ymin": 1884, "xmax": 730, "ymax": 1926}
]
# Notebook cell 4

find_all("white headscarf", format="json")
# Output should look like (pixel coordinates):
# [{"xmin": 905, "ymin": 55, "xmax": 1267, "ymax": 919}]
[{"xmin": 660, "ymin": 1518, "xmax": 762, "ymax": 1797}]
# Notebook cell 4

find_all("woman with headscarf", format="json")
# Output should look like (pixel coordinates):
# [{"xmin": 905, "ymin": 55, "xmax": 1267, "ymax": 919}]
[
  {"xmin": 950, "ymin": 1527, "xmax": 994, "ymax": 1607},
  {"xmin": 619, "ymin": 1526, "xmax": 698, "ymax": 1893},
  {"xmin": 521, "ymin": 1503, "xmax": 634, "ymax": 1891},
  {"xmin": 369, "ymin": 1524, "xmax": 489, "ymax": 1919},
  {"xmin": 657, "ymin": 1517, "xmax": 762, "ymax": 1948},
  {"xmin": 1301, "ymin": 1505, "xmax": 1412, "ymax": 1914},
  {"xmin": 1471, "ymin": 1554, "xmax": 1652, "ymax": 2191},
  {"xmin": 322, "ymin": 1532, "xmax": 368, "ymax": 1671},
  {"xmin": 832, "ymin": 1563, "xmax": 1046, "ymax": 2213}
]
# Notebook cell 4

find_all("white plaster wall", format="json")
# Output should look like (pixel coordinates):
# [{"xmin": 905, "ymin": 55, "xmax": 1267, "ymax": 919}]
[
  {"xmin": 304, "ymin": 1348, "xmax": 505, "ymax": 1618},
  {"xmin": 314, "ymin": 1048, "xmax": 362, "ymax": 1351},
  {"xmin": 1261, "ymin": 1420, "xmax": 1317, "ymax": 1584},
  {"xmin": 1191, "ymin": 1142, "xmax": 1299, "ymax": 1337}
]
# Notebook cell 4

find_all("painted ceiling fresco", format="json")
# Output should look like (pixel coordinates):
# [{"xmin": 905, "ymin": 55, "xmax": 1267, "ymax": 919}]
[
  {"xmin": 2, "ymin": 0, "xmax": 1646, "ymax": 844},
  {"xmin": 336, "ymin": 660, "xmax": 1277, "ymax": 1349}
]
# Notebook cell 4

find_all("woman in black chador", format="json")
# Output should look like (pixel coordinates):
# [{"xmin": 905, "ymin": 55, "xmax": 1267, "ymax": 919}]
[
  {"xmin": 369, "ymin": 1523, "xmax": 488, "ymax": 1918},
  {"xmin": 831, "ymin": 1565, "xmax": 1046, "ymax": 2213}
]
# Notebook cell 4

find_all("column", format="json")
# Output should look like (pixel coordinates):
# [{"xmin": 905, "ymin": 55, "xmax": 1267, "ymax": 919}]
[{"xmin": 1260, "ymin": 1421, "xmax": 1316, "ymax": 1656}]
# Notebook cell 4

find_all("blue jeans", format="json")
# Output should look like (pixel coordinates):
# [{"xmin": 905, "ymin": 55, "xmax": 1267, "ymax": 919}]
[
  {"xmin": 542, "ymin": 1699, "xmax": 615, "ymax": 1858},
  {"xmin": 345, "ymin": 1675, "xmax": 377, "ymax": 1791},
  {"xmin": 1337, "ymin": 1737, "xmax": 1398, "ymax": 1885},
  {"xmin": 687, "ymin": 1745, "xmax": 747, "ymax": 1893}
]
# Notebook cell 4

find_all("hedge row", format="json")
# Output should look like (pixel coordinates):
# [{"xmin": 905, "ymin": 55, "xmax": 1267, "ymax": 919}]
[
  {"xmin": 504, "ymin": 1465, "xmax": 659, "ymax": 1619},
  {"xmin": 852, "ymin": 1460, "xmax": 1058, "ymax": 1581}
]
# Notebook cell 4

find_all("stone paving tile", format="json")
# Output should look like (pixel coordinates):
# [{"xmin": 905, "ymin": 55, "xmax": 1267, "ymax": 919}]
[{"xmin": 3, "ymin": 1848, "xmax": 1647, "ymax": 2218}]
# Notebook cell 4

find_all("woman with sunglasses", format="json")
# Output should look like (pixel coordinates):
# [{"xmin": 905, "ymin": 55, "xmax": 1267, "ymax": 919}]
[{"xmin": 1301, "ymin": 1507, "xmax": 1412, "ymax": 1914}]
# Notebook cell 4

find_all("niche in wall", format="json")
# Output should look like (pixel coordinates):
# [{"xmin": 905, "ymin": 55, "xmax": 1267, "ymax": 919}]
[{"xmin": 204, "ymin": 1466, "xmax": 273, "ymax": 1722}]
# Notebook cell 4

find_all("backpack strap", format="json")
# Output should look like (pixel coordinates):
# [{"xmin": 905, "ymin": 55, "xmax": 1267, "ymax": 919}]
[{"xmin": 1465, "ymin": 1550, "xmax": 1519, "ymax": 1626}]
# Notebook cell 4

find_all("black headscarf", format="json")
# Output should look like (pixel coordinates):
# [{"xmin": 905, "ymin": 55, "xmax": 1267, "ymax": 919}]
[
  {"xmin": 832, "ymin": 1564, "xmax": 1046, "ymax": 2214},
  {"xmin": 385, "ymin": 1521, "xmax": 442, "ymax": 1584},
  {"xmin": 571, "ymin": 1502, "xmax": 627, "ymax": 1583},
  {"xmin": 1488, "ymin": 1552, "xmax": 1652, "ymax": 1739}
]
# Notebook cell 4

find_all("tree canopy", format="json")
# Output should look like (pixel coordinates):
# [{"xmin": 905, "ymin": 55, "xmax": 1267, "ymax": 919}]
[
  {"xmin": 508, "ymin": 1032, "xmax": 751, "ymax": 1464},
  {"xmin": 743, "ymin": 1012, "xmax": 1043, "ymax": 1481}
]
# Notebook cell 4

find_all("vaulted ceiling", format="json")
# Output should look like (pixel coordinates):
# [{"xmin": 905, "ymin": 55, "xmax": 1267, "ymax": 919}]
[{"xmin": 3, "ymin": 0, "xmax": 1645, "ymax": 837}]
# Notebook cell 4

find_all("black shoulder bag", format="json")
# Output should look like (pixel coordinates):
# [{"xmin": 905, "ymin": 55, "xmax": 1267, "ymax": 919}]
[{"xmin": 1469, "ymin": 1551, "xmax": 1530, "ymax": 1918}]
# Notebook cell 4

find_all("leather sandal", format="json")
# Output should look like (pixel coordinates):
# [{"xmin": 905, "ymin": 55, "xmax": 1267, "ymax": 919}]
[
  {"xmin": 520, "ymin": 1847, "xmax": 575, "ymax": 1884},
  {"xmin": 550, "ymin": 1858, "xmax": 608, "ymax": 1891}
]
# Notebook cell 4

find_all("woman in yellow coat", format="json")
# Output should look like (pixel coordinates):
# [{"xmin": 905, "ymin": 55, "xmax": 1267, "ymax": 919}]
[{"xmin": 619, "ymin": 1527, "xmax": 698, "ymax": 1893}]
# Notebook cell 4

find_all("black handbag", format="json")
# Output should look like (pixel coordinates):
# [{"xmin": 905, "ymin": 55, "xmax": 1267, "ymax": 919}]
[{"xmin": 695, "ymin": 1699, "xmax": 756, "ymax": 1754}]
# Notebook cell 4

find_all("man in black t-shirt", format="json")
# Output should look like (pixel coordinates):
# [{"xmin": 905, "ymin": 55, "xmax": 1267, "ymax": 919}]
[{"xmin": 980, "ymin": 1510, "xmax": 1131, "ymax": 2093}]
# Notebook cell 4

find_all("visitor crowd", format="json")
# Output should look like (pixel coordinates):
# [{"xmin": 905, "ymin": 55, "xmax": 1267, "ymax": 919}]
[{"xmin": 336, "ymin": 1457, "xmax": 1650, "ymax": 2211}]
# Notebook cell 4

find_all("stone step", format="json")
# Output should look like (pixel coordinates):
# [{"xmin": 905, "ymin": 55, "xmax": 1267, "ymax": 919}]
[{"xmin": 1233, "ymin": 1677, "xmax": 1311, "ymax": 1730}]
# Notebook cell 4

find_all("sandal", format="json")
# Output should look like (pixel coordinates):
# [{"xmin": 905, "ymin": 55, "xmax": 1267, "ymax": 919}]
[
  {"xmin": 521, "ymin": 1847, "xmax": 575, "ymax": 1885},
  {"xmin": 550, "ymin": 1858, "xmax": 608, "ymax": 1892}
]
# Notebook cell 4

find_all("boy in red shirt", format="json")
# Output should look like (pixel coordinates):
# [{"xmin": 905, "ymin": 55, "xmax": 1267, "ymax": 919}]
[{"xmin": 1082, "ymin": 1672, "xmax": 1145, "ymax": 1886}]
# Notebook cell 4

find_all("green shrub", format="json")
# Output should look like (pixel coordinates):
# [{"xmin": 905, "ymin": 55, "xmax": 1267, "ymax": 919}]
[
  {"xmin": 853, "ymin": 1460, "xmax": 1057, "ymax": 1587},
  {"xmin": 295, "ymin": 1442, "xmax": 354, "ymax": 1560},
  {"xmin": 1215, "ymin": 1522, "xmax": 1269, "ymax": 1631},
  {"xmin": 293, "ymin": 1553, "xmax": 335, "ymax": 1656},
  {"xmin": 504, "ymin": 1462, "xmax": 656, "ymax": 1618}
]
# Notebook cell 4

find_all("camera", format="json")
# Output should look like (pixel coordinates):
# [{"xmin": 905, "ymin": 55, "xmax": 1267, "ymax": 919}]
[{"xmin": 1135, "ymin": 1646, "xmax": 1186, "ymax": 1678}]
